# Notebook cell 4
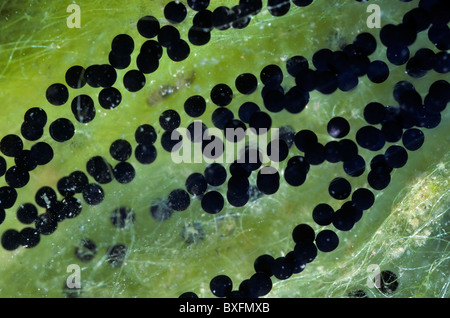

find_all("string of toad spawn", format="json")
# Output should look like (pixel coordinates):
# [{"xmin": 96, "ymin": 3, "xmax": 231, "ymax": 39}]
[{"xmin": 0, "ymin": 0, "xmax": 448, "ymax": 298}]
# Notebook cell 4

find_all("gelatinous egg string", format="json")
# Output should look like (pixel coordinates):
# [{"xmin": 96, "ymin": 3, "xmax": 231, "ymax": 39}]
[{"xmin": 0, "ymin": 0, "xmax": 448, "ymax": 298}]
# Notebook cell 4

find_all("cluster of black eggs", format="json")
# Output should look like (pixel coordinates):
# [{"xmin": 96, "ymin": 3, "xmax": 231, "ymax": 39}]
[
  {"xmin": 179, "ymin": 0, "xmax": 448, "ymax": 299},
  {"xmin": 0, "ymin": 0, "xmax": 263, "ymax": 261},
  {"xmin": 0, "ymin": 0, "xmax": 447, "ymax": 299}
]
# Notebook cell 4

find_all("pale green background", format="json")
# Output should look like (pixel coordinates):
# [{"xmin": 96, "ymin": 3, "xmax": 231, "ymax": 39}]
[{"xmin": 0, "ymin": 0, "xmax": 448, "ymax": 297}]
